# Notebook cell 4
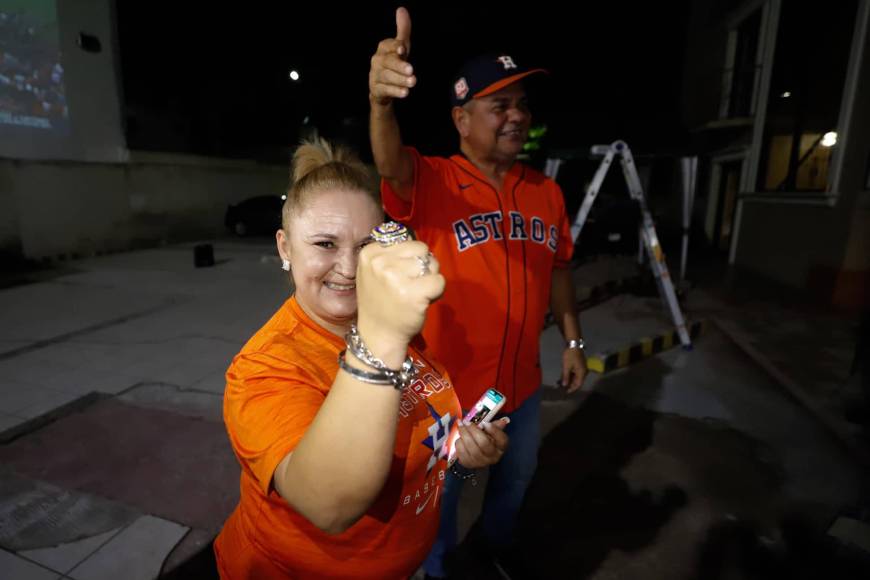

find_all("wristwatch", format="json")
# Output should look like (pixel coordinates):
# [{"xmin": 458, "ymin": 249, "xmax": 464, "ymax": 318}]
[{"xmin": 566, "ymin": 338, "xmax": 585, "ymax": 350}]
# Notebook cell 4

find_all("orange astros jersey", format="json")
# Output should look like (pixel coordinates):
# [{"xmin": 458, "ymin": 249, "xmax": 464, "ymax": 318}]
[
  {"xmin": 382, "ymin": 147, "xmax": 573, "ymax": 414},
  {"xmin": 215, "ymin": 296, "xmax": 462, "ymax": 579}
]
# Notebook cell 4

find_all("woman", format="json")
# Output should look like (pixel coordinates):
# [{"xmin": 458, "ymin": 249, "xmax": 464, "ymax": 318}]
[{"xmin": 214, "ymin": 139, "xmax": 509, "ymax": 579}]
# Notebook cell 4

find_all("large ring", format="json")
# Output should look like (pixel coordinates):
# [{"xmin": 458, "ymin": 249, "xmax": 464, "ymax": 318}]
[
  {"xmin": 372, "ymin": 222, "xmax": 411, "ymax": 246},
  {"xmin": 416, "ymin": 253, "xmax": 431, "ymax": 277}
]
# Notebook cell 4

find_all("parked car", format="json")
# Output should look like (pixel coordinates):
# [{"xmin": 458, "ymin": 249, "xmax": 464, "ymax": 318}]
[{"xmin": 225, "ymin": 195, "xmax": 283, "ymax": 236}]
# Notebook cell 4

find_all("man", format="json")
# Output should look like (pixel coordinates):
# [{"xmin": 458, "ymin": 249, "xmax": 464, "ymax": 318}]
[{"xmin": 369, "ymin": 7, "xmax": 588, "ymax": 578}]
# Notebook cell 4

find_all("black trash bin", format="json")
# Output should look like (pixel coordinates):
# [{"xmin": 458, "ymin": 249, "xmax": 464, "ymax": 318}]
[{"xmin": 194, "ymin": 244, "xmax": 215, "ymax": 268}]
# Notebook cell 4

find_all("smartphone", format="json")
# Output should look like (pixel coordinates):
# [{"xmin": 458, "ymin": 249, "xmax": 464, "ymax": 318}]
[
  {"xmin": 447, "ymin": 388, "xmax": 507, "ymax": 466},
  {"xmin": 463, "ymin": 388, "xmax": 506, "ymax": 426}
]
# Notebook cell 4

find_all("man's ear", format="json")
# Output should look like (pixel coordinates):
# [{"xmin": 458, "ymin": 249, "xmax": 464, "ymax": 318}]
[{"xmin": 452, "ymin": 105, "xmax": 470, "ymax": 138}]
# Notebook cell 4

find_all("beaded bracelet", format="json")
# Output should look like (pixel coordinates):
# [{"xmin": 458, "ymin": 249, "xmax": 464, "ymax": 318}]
[{"xmin": 449, "ymin": 462, "xmax": 478, "ymax": 487}]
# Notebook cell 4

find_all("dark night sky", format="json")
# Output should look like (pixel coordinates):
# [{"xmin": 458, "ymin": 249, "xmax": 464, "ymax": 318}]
[{"xmin": 116, "ymin": 1, "xmax": 690, "ymax": 162}]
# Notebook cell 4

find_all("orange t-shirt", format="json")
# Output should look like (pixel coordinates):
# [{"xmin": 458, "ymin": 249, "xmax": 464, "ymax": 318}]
[
  {"xmin": 214, "ymin": 296, "xmax": 462, "ymax": 579},
  {"xmin": 382, "ymin": 148, "xmax": 574, "ymax": 413}
]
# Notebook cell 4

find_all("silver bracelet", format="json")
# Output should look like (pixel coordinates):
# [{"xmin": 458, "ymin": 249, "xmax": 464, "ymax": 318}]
[
  {"xmin": 339, "ymin": 324, "xmax": 419, "ymax": 390},
  {"xmin": 338, "ymin": 350, "xmax": 395, "ymax": 386},
  {"xmin": 346, "ymin": 324, "xmax": 391, "ymax": 371},
  {"xmin": 338, "ymin": 350, "xmax": 415, "ymax": 391},
  {"xmin": 566, "ymin": 338, "xmax": 586, "ymax": 350}
]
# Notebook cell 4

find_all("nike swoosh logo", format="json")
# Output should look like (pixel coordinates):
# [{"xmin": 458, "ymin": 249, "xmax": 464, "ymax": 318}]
[
  {"xmin": 459, "ymin": 183, "xmax": 472, "ymax": 189},
  {"xmin": 415, "ymin": 485, "xmax": 440, "ymax": 515}
]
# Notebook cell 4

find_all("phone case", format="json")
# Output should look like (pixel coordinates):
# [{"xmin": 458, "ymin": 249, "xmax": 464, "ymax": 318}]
[
  {"xmin": 463, "ymin": 388, "xmax": 506, "ymax": 425},
  {"xmin": 446, "ymin": 388, "xmax": 507, "ymax": 467}
]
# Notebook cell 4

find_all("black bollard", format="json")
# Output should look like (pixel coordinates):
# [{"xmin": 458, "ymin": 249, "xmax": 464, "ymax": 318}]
[{"xmin": 194, "ymin": 244, "xmax": 215, "ymax": 268}]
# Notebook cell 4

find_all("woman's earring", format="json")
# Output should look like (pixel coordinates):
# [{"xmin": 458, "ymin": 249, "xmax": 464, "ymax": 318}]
[{"xmin": 281, "ymin": 259, "xmax": 290, "ymax": 271}]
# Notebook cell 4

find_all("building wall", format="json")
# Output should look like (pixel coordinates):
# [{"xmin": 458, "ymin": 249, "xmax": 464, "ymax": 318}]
[
  {"xmin": 680, "ymin": 0, "xmax": 733, "ymax": 131},
  {"xmin": 0, "ymin": 0, "xmax": 293, "ymax": 262},
  {"xmin": 0, "ymin": 154, "xmax": 288, "ymax": 260},
  {"xmin": 839, "ymin": 14, "xmax": 870, "ymax": 274},
  {"xmin": 834, "ymin": 32, "xmax": 870, "ymax": 307},
  {"xmin": 56, "ymin": 0, "xmax": 127, "ymax": 162},
  {"xmin": 0, "ymin": 169, "xmax": 21, "ymax": 255},
  {"xmin": 843, "ymin": 205, "xmax": 870, "ymax": 271},
  {"xmin": 1, "ymin": 0, "xmax": 128, "ymax": 162},
  {"xmin": 734, "ymin": 201, "xmax": 851, "ymax": 288},
  {"xmin": 734, "ymin": 1, "xmax": 870, "ymax": 308}
]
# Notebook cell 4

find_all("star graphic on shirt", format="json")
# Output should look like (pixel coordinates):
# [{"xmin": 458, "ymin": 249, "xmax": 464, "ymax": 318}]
[{"xmin": 421, "ymin": 402, "xmax": 454, "ymax": 473}]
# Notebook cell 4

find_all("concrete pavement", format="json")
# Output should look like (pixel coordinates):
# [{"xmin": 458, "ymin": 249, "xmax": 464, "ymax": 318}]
[{"xmin": 0, "ymin": 240, "xmax": 867, "ymax": 579}]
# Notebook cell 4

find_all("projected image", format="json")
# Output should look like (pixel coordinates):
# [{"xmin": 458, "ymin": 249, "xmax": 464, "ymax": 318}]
[{"xmin": 0, "ymin": 0, "xmax": 67, "ymax": 131}]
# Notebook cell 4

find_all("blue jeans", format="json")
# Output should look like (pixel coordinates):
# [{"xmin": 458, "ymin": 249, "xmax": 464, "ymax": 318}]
[{"xmin": 423, "ymin": 389, "xmax": 541, "ymax": 578}]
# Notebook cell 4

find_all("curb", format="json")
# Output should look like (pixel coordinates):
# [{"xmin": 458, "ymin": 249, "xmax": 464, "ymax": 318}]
[
  {"xmin": 0, "ymin": 391, "xmax": 105, "ymax": 444},
  {"xmin": 587, "ymin": 320, "xmax": 706, "ymax": 374}
]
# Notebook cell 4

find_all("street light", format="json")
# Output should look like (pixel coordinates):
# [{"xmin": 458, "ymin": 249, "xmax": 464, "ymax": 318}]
[
  {"xmin": 821, "ymin": 131, "xmax": 837, "ymax": 147},
  {"xmin": 289, "ymin": 70, "xmax": 300, "ymax": 81}
]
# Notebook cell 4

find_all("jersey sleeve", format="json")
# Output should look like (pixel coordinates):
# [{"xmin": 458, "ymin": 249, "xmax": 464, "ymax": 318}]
[
  {"xmin": 380, "ymin": 147, "xmax": 447, "ymax": 228},
  {"xmin": 223, "ymin": 350, "xmax": 326, "ymax": 495}
]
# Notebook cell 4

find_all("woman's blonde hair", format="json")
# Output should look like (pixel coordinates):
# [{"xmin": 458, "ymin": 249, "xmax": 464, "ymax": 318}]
[{"xmin": 282, "ymin": 138, "xmax": 378, "ymax": 229}]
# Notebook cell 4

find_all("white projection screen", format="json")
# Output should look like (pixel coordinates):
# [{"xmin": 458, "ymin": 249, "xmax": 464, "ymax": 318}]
[{"xmin": 0, "ymin": 0, "xmax": 126, "ymax": 161}]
